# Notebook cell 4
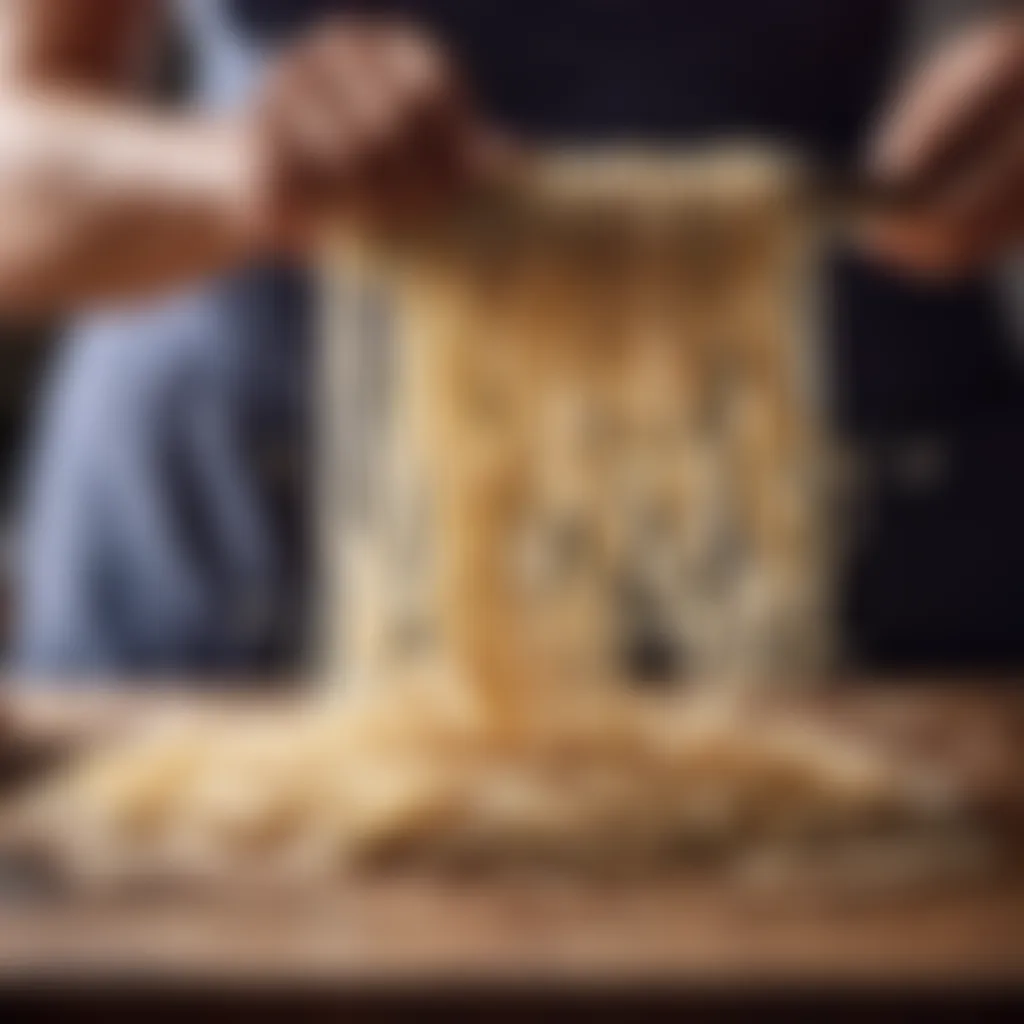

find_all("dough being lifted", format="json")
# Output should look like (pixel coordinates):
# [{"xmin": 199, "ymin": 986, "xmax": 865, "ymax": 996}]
[
  {"xmin": 324, "ymin": 146, "xmax": 836, "ymax": 700},
  {"xmin": 15, "ymin": 150, "xmax": 982, "ymax": 886}
]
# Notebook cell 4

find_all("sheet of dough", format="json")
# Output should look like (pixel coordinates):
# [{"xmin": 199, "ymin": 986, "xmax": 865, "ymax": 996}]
[{"xmin": 322, "ymin": 148, "xmax": 836, "ymax": 711}]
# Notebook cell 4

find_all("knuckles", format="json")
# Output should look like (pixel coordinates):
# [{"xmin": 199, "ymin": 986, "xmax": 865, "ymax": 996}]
[
  {"xmin": 259, "ymin": 20, "xmax": 459, "ymax": 144},
  {"xmin": 246, "ymin": 18, "xmax": 475, "ymax": 238}
]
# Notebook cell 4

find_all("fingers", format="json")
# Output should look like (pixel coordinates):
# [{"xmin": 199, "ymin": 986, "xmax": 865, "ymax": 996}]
[
  {"xmin": 862, "ymin": 129, "xmax": 1024, "ymax": 278},
  {"xmin": 860, "ymin": 14, "xmax": 1024, "ymax": 279},
  {"xmin": 253, "ymin": 18, "xmax": 504, "ymax": 244},
  {"xmin": 340, "ymin": 25, "xmax": 478, "ymax": 221},
  {"xmin": 870, "ymin": 17, "xmax": 1024, "ymax": 189}
]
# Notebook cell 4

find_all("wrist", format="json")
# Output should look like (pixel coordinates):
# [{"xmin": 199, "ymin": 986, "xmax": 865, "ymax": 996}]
[
  {"xmin": 217, "ymin": 116, "xmax": 288, "ymax": 258},
  {"xmin": 211, "ymin": 113, "xmax": 323, "ymax": 261}
]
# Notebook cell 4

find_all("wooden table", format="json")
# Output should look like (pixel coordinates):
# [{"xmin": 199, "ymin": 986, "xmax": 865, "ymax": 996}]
[{"xmin": 2, "ymin": 684, "xmax": 1023, "ymax": 1014}]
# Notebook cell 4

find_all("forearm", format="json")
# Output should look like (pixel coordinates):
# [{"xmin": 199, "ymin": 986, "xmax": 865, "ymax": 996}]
[
  {"xmin": 0, "ymin": 91, "xmax": 264, "ymax": 314},
  {"xmin": 0, "ymin": 12, "xmax": 494, "ymax": 315}
]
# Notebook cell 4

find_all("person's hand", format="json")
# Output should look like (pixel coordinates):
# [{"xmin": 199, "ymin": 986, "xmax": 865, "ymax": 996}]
[
  {"xmin": 240, "ymin": 19, "xmax": 507, "ymax": 249},
  {"xmin": 860, "ymin": 12, "xmax": 1024, "ymax": 279}
]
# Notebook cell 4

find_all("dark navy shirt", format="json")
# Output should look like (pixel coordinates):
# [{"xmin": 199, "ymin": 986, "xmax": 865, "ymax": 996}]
[{"xmin": 15, "ymin": 1, "xmax": 1024, "ymax": 677}]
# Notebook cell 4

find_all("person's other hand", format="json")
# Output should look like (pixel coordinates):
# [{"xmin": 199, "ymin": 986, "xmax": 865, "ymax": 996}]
[
  {"xmin": 861, "ymin": 12, "xmax": 1024, "ymax": 279},
  {"xmin": 242, "ymin": 18, "xmax": 507, "ymax": 249}
]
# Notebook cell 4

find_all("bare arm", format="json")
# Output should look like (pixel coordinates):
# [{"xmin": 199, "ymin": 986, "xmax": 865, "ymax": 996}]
[
  {"xmin": 862, "ymin": 10, "xmax": 1024, "ymax": 279},
  {"xmin": 0, "ymin": 2, "xmax": 492, "ymax": 315},
  {"xmin": 0, "ymin": 0, "xmax": 265, "ymax": 313}
]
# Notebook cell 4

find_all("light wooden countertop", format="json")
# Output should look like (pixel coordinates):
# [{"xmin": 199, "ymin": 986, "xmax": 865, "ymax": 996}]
[{"xmin": 1, "ymin": 683, "xmax": 1022, "ymax": 997}]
